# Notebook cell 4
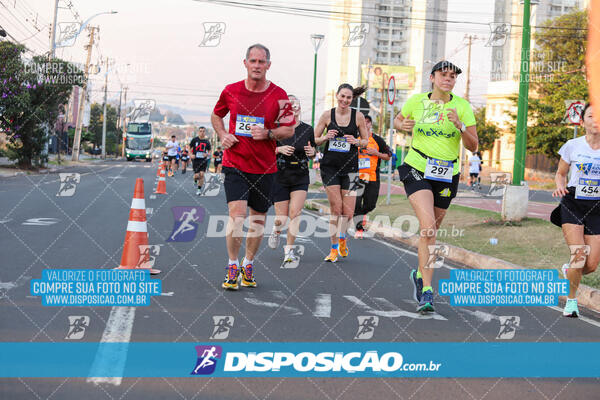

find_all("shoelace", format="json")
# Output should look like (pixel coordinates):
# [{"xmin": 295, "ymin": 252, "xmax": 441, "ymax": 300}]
[
  {"xmin": 244, "ymin": 264, "xmax": 253, "ymax": 280},
  {"xmin": 227, "ymin": 265, "xmax": 238, "ymax": 281}
]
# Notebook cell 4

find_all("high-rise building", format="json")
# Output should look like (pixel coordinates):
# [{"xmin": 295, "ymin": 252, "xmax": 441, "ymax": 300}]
[
  {"xmin": 324, "ymin": 0, "xmax": 448, "ymax": 114},
  {"xmin": 485, "ymin": 0, "xmax": 585, "ymax": 172}
]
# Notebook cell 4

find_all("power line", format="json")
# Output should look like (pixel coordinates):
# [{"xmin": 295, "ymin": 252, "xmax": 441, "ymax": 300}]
[{"xmin": 197, "ymin": 0, "xmax": 587, "ymax": 32}]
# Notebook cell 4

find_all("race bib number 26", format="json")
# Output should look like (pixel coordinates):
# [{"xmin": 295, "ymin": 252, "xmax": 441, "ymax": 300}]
[
  {"xmin": 576, "ymin": 178, "xmax": 600, "ymax": 200},
  {"xmin": 235, "ymin": 115, "xmax": 264, "ymax": 137},
  {"xmin": 425, "ymin": 158, "xmax": 453, "ymax": 182}
]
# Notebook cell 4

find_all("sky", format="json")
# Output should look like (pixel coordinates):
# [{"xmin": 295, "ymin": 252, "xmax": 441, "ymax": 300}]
[{"xmin": 3, "ymin": 0, "xmax": 496, "ymax": 122}]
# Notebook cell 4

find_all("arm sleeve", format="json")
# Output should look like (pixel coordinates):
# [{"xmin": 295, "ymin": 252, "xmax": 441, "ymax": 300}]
[{"xmin": 213, "ymin": 88, "xmax": 230, "ymax": 118}]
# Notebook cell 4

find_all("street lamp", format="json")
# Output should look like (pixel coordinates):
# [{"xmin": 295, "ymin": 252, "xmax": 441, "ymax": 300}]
[
  {"xmin": 310, "ymin": 34, "xmax": 324, "ymax": 127},
  {"xmin": 51, "ymin": 10, "xmax": 118, "ymax": 58}
]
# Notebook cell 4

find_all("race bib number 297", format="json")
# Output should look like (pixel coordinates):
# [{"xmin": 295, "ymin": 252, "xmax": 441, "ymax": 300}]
[{"xmin": 425, "ymin": 158, "xmax": 453, "ymax": 182}]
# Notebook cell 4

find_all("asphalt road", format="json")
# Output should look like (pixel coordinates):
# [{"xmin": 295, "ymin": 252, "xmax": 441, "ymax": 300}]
[{"xmin": 1, "ymin": 160, "xmax": 599, "ymax": 399}]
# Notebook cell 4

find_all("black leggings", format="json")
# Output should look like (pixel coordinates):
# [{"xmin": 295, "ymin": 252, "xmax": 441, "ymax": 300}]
[{"xmin": 354, "ymin": 180, "xmax": 380, "ymax": 229}]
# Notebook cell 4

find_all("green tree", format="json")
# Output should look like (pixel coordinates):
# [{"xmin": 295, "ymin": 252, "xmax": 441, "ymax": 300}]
[
  {"xmin": 87, "ymin": 102, "xmax": 120, "ymax": 154},
  {"xmin": 509, "ymin": 10, "xmax": 587, "ymax": 160},
  {"xmin": 0, "ymin": 42, "xmax": 83, "ymax": 168},
  {"xmin": 474, "ymin": 107, "xmax": 500, "ymax": 152}
]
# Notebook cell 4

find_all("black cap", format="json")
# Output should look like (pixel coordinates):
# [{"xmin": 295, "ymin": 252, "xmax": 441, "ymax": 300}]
[{"xmin": 431, "ymin": 60, "xmax": 462, "ymax": 75}]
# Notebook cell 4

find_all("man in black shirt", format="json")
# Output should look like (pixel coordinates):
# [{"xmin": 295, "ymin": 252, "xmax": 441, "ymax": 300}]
[
  {"xmin": 189, "ymin": 126, "xmax": 212, "ymax": 195},
  {"xmin": 213, "ymin": 146, "xmax": 223, "ymax": 173}
]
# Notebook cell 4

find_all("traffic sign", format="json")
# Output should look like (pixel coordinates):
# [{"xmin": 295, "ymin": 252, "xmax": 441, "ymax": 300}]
[
  {"xmin": 563, "ymin": 100, "xmax": 585, "ymax": 125},
  {"xmin": 387, "ymin": 76, "xmax": 396, "ymax": 105}
]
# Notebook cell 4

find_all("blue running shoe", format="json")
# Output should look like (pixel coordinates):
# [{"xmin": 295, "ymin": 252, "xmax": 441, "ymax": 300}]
[
  {"xmin": 417, "ymin": 290, "xmax": 434, "ymax": 313},
  {"xmin": 410, "ymin": 269, "xmax": 423, "ymax": 303}
]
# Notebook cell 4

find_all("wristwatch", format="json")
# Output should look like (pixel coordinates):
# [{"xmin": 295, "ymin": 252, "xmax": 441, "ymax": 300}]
[
  {"xmin": 268, "ymin": 129, "xmax": 274, "ymax": 140},
  {"xmin": 460, "ymin": 122, "xmax": 466, "ymax": 133}
]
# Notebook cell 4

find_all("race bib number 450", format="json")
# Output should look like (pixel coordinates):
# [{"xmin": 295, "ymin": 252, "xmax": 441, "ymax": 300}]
[
  {"xmin": 235, "ymin": 115, "xmax": 264, "ymax": 137},
  {"xmin": 425, "ymin": 158, "xmax": 453, "ymax": 182},
  {"xmin": 576, "ymin": 178, "xmax": 600, "ymax": 200},
  {"xmin": 329, "ymin": 137, "xmax": 351, "ymax": 153}
]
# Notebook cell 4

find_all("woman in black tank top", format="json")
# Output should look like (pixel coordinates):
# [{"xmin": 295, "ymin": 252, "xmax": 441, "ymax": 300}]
[{"xmin": 314, "ymin": 83, "xmax": 369, "ymax": 262}]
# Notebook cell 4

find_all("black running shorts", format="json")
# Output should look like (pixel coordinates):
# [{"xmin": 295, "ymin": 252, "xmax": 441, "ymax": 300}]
[
  {"xmin": 193, "ymin": 159, "xmax": 208, "ymax": 173},
  {"xmin": 398, "ymin": 163, "xmax": 459, "ymax": 210},
  {"xmin": 223, "ymin": 167, "xmax": 274, "ymax": 213},
  {"xmin": 553, "ymin": 187, "xmax": 600, "ymax": 235}
]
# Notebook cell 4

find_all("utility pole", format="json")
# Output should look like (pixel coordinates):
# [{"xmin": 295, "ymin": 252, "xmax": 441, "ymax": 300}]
[
  {"xmin": 461, "ymin": 34, "xmax": 477, "ymax": 178},
  {"xmin": 121, "ymin": 86, "xmax": 128, "ymax": 158},
  {"xmin": 72, "ymin": 26, "xmax": 97, "ymax": 161},
  {"xmin": 49, "ymin": 0, "xmax": 59, "ymax": 58},
  {"xmin": 464, "ymin": 34, "xmax": 476, "ymax": 102},
  {"xmin": 101, "ymin": 56, "xmax": 110, "ymax": 160}
]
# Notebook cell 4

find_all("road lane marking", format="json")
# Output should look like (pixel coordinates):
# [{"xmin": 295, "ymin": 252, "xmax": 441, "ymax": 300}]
[
  {"xmin": 313, "ymin": 293, "xmax": 331, "ymax": 318},
  {"xmin": 87, "ymin": 306, "xmax": 136, "ymax": 386},
  {"xmin": 344, "ymin": 295, "xmax": 447, "ymax": 320},
  {"xmin": 244, "ymin": 293, "xmax": 303, "ymax": 316}
]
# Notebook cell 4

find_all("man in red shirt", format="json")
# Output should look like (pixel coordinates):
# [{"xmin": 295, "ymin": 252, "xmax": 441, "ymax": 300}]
[{"xmin": 211, "ymin": 43, "xmax": 295, "ymax": 290}]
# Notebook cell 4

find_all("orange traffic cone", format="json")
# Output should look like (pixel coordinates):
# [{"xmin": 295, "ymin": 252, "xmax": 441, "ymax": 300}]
[
  {"xmin": 156, "ymin": 160, "xmax": 163, "ymax": 177},
  {"xmin": 154, "ymin": 165, "xmax": 167, "ymax": 194},
  {"xmin": 117, "ymin": 178, "xmax": 160, "ymax": 275}
]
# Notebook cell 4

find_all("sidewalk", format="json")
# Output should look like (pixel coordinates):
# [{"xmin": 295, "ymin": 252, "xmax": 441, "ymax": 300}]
[
  {"xmin": 377, "ymin": 182, "xmax": 557, "ymax": 221},
  {"xmin": 0, "ymin": 154, "xmax": 116, "ymax": 178}
]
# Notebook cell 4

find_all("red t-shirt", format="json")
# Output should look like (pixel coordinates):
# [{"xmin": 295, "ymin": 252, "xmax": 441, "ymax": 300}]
[{"xmin": 213, "ymin": 80, "xmax": 294, "ymax": 174}]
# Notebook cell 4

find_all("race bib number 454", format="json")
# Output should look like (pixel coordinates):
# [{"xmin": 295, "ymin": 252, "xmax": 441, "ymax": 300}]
[
  {"xmin": 235, "ymin": 115, "xmax": 264, "ymax": 137},
  {"xmin": 576, "ymin": 178, "xmax": 600, "ymax": 200},
  {"xmin": 425, "ymin": 158, "xmax": 453, "ymax": 182}
]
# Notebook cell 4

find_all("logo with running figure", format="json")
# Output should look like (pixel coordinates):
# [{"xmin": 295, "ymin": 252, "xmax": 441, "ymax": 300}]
[
  {"xmin": 167, "ymin": 206, "xmax": 205, "ymax": 242},
  {"xmin": 425, "ymin": 245, "xmax": 449, "ymax": 269},
  {"xmin": 199, "ymin": 173, "xmax": 222, "ymax": 197},
  {"xmin": 486, "ymin": 23, "xmax": 511, "ymax": 47},
  {"xmin": 569, "ymin": 245, "xmax": 590, "ymax": 269},
  {"xmin": 418, "ymin": 99, "xmax": 445, "ymax": 124},
  {"xmin": 137, "ymin": 245, "xmax": 162, "ymax": 269},
  {"xmin": 199, "ymin": 22, "xmax": 226, "ymax": 47},
  {"xmin": 496, "ymin": 316, "xmax": 520, "ymax": 340},
  {"xmin": 354, "ymin": 316, "xmax": 379, "ymax": 339},
  {"xmin": 65, "ymin": 315, "xmax": 89, "ymax": 340},
  {"xmin": 191, "ymin": 345, "xmax": 222, "ymax": 375},
  {"xmin": 210, "ymin": 316, "xmax": 234, "ymax": 340},
  {"xmin": 344, "ymin": 22, "xmax": 369, "ymax": 47},
  {"xmin": 576, "ymin": 163, "xmax": 593, "ymax": 175},
  {"xmin": 56, "ymin": 173, "xmax": 80, "ymax": 197}
]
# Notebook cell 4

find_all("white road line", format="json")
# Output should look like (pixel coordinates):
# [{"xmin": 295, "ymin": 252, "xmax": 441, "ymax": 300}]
[
  {"xmin": 87, "ymin": 306, "xmax": 136, "ymax": 386},
  {"xmin": 344, "ymin": 295, "xmax": 447, "ymax": 321},
  {"xmin": 313, "ymin": 293, "xmax": 331, "ymax": 318},
  {"xmin": 244, "ymin": 293, "xmax": 303, "ymax": 316}
]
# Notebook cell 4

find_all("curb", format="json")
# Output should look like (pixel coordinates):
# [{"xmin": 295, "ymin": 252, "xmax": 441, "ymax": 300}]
[{"xmin": 305, "ymin": 199, "xmax": 600, "ymax": 315}]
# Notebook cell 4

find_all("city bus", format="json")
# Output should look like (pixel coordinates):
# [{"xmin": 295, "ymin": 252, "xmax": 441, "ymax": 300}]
[{"xmin": 125, "ymin": 122, "xmax": 153, "ymax": 162}]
